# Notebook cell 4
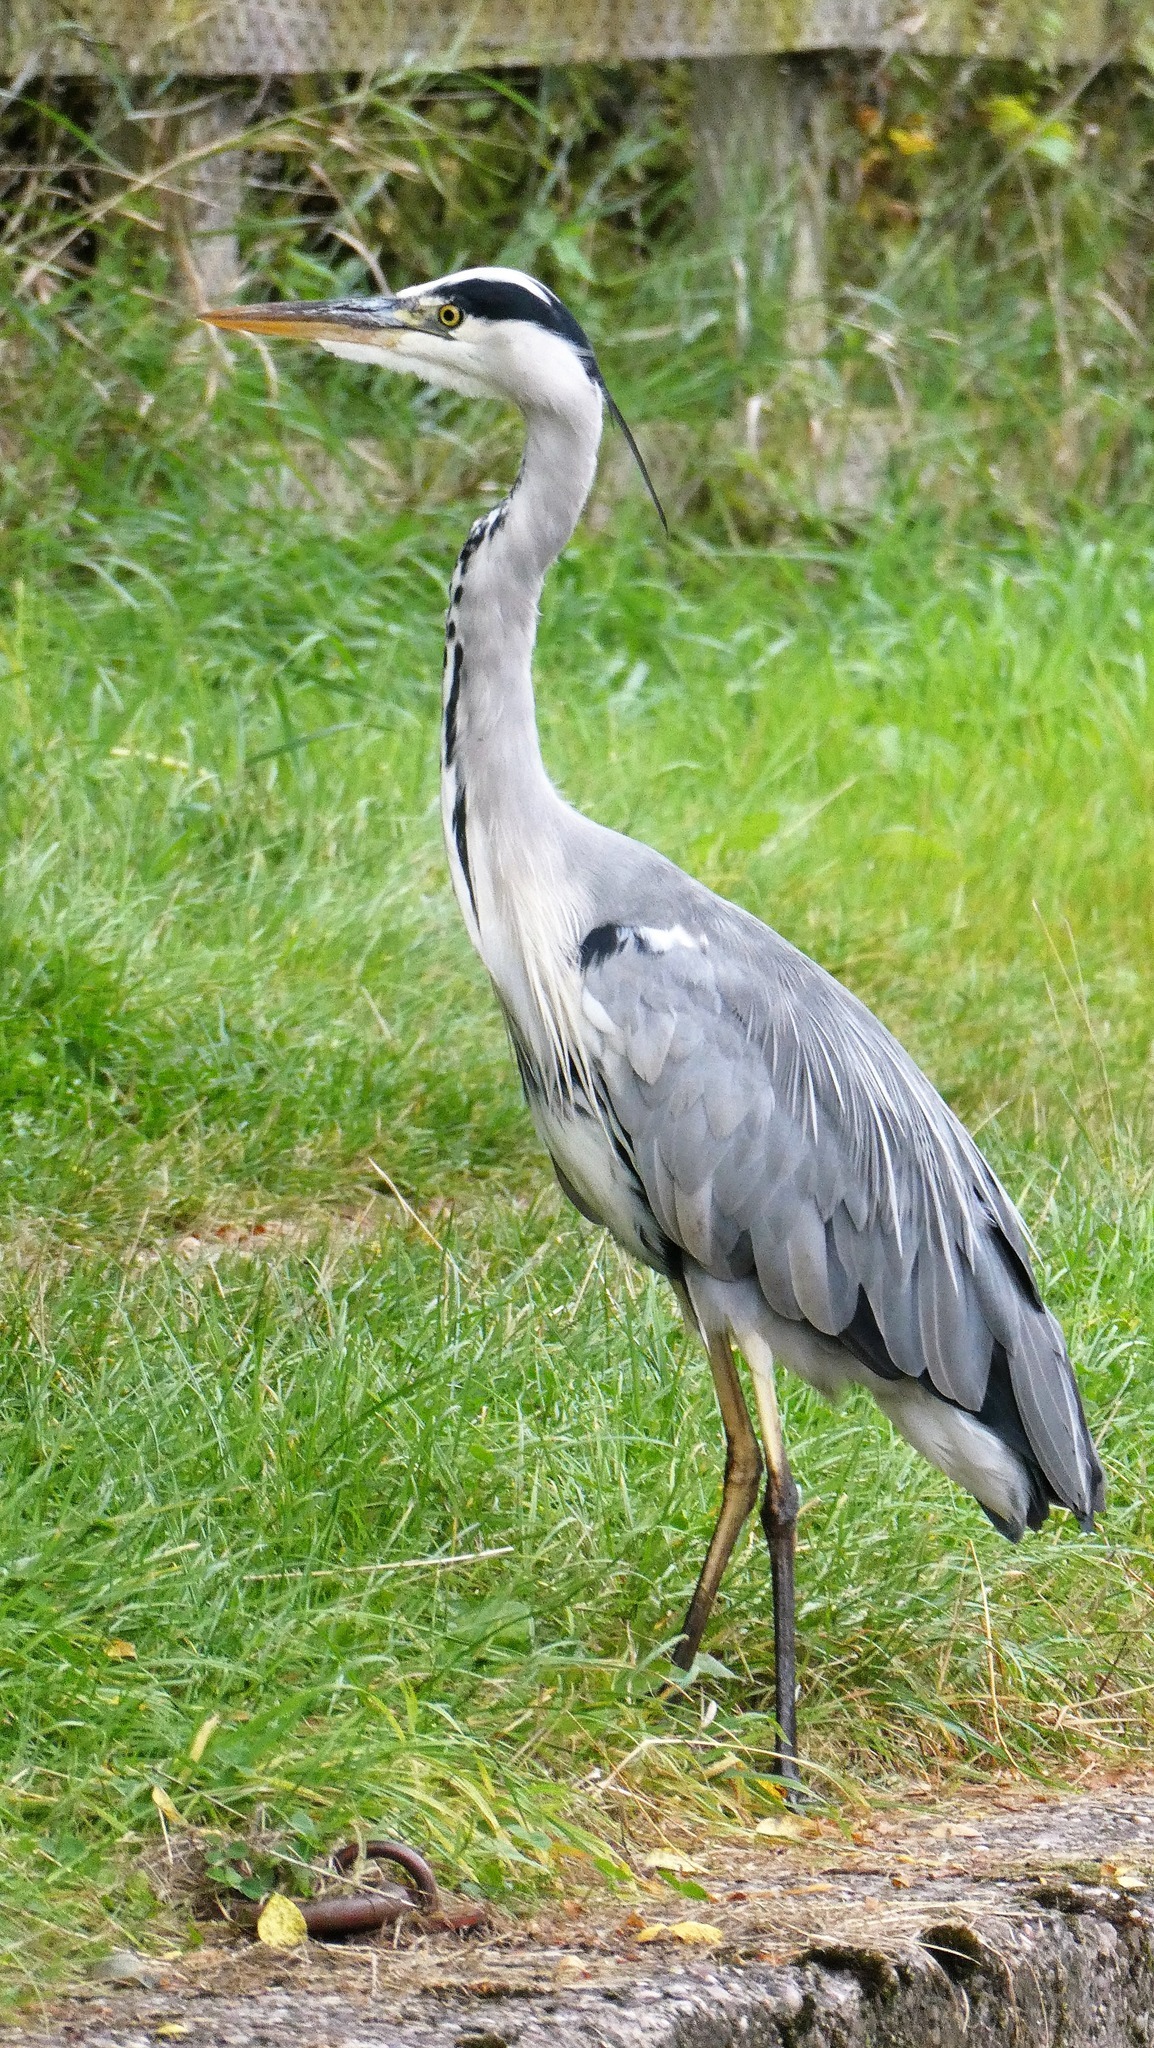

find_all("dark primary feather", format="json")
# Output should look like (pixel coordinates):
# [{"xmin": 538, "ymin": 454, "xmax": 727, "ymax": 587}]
[{"xmin": 574, "ymin": 902, "xmax": 1103, "ymax": 1530}]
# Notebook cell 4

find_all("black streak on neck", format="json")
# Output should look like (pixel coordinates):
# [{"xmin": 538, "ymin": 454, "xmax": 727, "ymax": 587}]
[
  {"xmin": 443, "ymin": 640, "xmax": 464, "ymax": 767},
  {"xmin": 443, "ymin": 501, "xmax": 515, "ymax": 925},
  {"xmin": 452, "ymin": 784, "xmax": 477, "ymax": 920}
]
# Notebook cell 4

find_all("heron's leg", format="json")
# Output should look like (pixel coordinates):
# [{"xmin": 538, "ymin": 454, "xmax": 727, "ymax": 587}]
[
  {"xmin": 744, "ymin": 1342, "xmax": 801, "ymax": 1786},
  {"xmin": 671, "ymin": 1329, "xmax": 762, "ymax": 1672}
]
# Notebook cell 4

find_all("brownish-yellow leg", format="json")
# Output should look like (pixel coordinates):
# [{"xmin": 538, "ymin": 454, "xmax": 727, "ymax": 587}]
[
  {"xmin": 671, "ymin": 1328, "xmax": 762, "ymax": 1672},
  {"xmin": 744, "ymin": 1338, "xmax": 801, "ymax": 1787}
]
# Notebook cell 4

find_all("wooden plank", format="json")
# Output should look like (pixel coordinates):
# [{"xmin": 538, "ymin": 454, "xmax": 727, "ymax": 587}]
[{"xmin": 3, "ymin": 0, "xmax": 1118, "ymax": 77}]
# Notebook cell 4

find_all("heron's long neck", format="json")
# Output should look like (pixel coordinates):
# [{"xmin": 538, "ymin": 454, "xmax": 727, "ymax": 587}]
[{"xmin": 440, "ymin": 392, "xmax": 602, "ymax": 963}]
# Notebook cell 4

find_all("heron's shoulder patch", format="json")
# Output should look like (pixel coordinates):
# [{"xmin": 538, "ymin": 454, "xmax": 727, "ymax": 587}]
[
  {"xmin": 579, "ymin": 922, "xmax": 630, "ymax": 970},
  {"xmin": 579, "ymin": 921, "xmax": 706, "ymax": 973},
  {"xmin": 636, "ymin": 923, "xmax": 704, "ymax": 955}
]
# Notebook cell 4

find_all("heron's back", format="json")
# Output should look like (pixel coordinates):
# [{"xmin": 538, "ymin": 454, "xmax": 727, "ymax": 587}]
[{"xmin": 519, "ymin": 814, "xmax": 1104, "ymax": 1536}]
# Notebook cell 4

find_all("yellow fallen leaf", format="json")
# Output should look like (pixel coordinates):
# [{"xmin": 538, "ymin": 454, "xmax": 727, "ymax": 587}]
[
  {"xmin": 755, "ymin": 1815, "xmax": 806, "ymax": 1841},
  {"xmin": 155, "ymin": 2028, "xmax": 188, "ymax": 2040},
  {"xmin": 641, "ymin": 1850, "xmax": 706, "ymax": 1876},
  {"xmin": 188, "ymin": 1713, "xmax": 220, "ymax": 1763},
  {"xmin": 150, "ymin": 1785, "xmax": 183, "ymax": 1826},
  {"xmin": 669, "ymin": 1919, "xmax": 724, "ymax": 1945},
  {"xmin": 256, "ymin": 1893, "xmax": 308, "ymax": 1950},
  {"xmin": 104, "ymin": 1639, "xmax": 137, "ymax": 1661},
  {"xmin": 1102, "ymin": 1860, "xmax": 1146, "ymax": 1892},
  {"xmin": 637, "ymin": 1920, "xmax": 723, "ymax": 1946},
  {"xmin": 982, "ymin": 94, "xmax": 1033, "ymax": 137}
]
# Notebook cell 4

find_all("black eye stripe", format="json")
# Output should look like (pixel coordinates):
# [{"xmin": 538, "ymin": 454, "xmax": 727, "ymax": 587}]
[{"xmin": 440, "ymin": 278, "xmax": 593, "ymax": 353}]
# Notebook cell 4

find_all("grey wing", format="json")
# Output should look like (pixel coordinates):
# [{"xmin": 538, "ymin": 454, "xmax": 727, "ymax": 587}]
[{"xmin": 578, "ymin": 917, "xmax": 1103, "ymax": 1529}]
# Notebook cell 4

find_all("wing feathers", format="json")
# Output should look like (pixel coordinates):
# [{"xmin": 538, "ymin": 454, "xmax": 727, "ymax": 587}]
[
  {"xmin": 1007, "ymin": 1304, "xmax": 1100, "ymax": 1523},
  {"xmin": 753, "ymin": 1230, "xmax": 803, "ymax": 1322},
  {"xmin": 627, "ymin": 1000, "xmax": 677, "ymax": 1084},
  {"xmin": 915, "ymin": 1243, "xmax": 991, "ymax": 1408},
  {"xmin": 576, "ymin": 912, "xmax": 1101, "ymax": 1526}
]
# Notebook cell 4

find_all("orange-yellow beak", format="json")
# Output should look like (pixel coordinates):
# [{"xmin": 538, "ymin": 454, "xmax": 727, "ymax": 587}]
[{"xmin": 201, "ymin": 297, "xmax": 406, "ymax": 346}]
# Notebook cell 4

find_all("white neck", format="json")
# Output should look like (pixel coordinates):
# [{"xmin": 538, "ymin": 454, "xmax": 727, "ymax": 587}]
[
  {"xmin": 443, "ymin": 395, "xmax": 602, "ymax": 800},
  {"xmin": 437, "ymin": 376, "xmax": 603, "ymax": 1097},
  {"xmin": 440, "ymin": 382, "xmax": 602, "ymax": 1002}
]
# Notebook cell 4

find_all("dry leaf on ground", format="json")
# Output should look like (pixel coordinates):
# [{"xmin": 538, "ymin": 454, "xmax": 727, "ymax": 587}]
[
  {"xmin": 754, "ymin": 1816, "xmax": 807, "ymax": 1841},
  {"xmin": 150, "ymin": 1786, "xmax": 183, "ymax": 1825},
  {"xmin": 256, "ymin": 1894, "xmax": 309, "ymax": 1949},
  {"xmin": 636, "ymin": 1920, "xmax": 723, "ymax": 1946},
  {"xmin": 641, "ymin": 1851, "xmax": 706, "ymax": 1875},
  {"xmin": 1101, "ymin": 1860, "xmax": 1146, "ymax": 1891}
]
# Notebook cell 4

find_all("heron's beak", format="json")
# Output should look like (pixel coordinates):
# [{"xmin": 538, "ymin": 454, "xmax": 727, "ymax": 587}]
[{"xmin": 201, "ymin": 297, "xmax": 408, "ymax": 347}]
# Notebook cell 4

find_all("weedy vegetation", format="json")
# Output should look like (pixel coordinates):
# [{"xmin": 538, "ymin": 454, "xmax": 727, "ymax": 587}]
[{"xmin": 0, "ymin": 53, "xmax": 1153, "ymax": 1995}]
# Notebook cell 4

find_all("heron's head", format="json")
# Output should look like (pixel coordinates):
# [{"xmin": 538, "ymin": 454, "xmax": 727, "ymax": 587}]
[
  {"xmin": 203, "ymin": 264, "xmax": 665, "ymax": 524},
  {"xmin": 203, "ymin": 265, "xmax": 604, "ymax": 408}
]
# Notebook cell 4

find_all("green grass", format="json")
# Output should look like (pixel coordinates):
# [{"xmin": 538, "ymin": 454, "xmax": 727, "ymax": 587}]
[{"xmin": 2, "ymin": 311, "xmax": 1154, "ymax": 1993}]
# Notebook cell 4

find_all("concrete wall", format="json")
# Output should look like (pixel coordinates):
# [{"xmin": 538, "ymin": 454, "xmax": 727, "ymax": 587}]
[{"xmin": 2, "ymin": 0, "xmax": 1120, "ymax": 78}]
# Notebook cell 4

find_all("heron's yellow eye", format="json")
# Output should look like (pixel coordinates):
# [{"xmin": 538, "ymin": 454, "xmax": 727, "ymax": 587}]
[{"xmin": 439, "ymin": 303, "xmax": 462, "ymax": 329}]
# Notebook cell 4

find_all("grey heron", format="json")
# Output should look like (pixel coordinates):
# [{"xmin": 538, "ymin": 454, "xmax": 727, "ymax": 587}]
[{"xmin": 205, "ymin": 269, "xmax": 1104, "ymax": 1783}]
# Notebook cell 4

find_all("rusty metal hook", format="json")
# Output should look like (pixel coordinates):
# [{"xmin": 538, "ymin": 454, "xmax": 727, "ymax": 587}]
[
  {"xmin": 222, "ymin": 1835, "xmax": 485, "ymax": 1939},
  {"xmin": 330, "ymin": 1839, "xmax": 440, "ymax": 1911},
  {"xmin": 298, "ymin": 1839, "xmax": 438, "ymax": 1934}
]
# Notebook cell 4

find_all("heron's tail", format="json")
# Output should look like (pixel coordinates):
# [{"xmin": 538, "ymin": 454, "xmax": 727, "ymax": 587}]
[
  {"xmin": 974, "ymin": 1340, "xmax": 1103, "ymax": 1539},
  {"xmin": 971, "ymin": 1228, "xmax": 1105, "ymax": 1533}
]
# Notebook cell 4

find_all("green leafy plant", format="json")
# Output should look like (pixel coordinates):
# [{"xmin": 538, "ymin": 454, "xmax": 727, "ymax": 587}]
[{"xmin": 204, "ymin": 1840, "xmax": 314, "ymax": 1904}]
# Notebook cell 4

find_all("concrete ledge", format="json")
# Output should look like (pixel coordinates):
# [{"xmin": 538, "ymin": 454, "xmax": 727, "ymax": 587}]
[
  {"xmin": 19, "ymin": 1888, "xmax": 1154, "ymax": 2047},
  {"xmin": 11, "ymin": 1787, "xmax": 1154, "ymax": 2047}
]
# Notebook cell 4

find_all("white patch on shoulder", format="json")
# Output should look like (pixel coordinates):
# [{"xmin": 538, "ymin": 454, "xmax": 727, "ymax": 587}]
[{"xmin": 638, "ymin": 924, "xmax": 703, "ymax": 954}]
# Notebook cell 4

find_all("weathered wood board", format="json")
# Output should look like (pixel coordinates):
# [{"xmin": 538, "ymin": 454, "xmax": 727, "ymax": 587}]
[{"xmin": 2, "ymin": 0, "xmax": 1122, "ymax": 77}]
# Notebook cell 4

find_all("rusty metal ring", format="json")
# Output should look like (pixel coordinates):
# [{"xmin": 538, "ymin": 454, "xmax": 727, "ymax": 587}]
[
  {"xmin": 219, "ymin": 1835, "xmax": 487, "ymax": 1939},
  {"xmin": 329, "ymin": 1839, "xmax": 440, "ymax": 1914}
]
